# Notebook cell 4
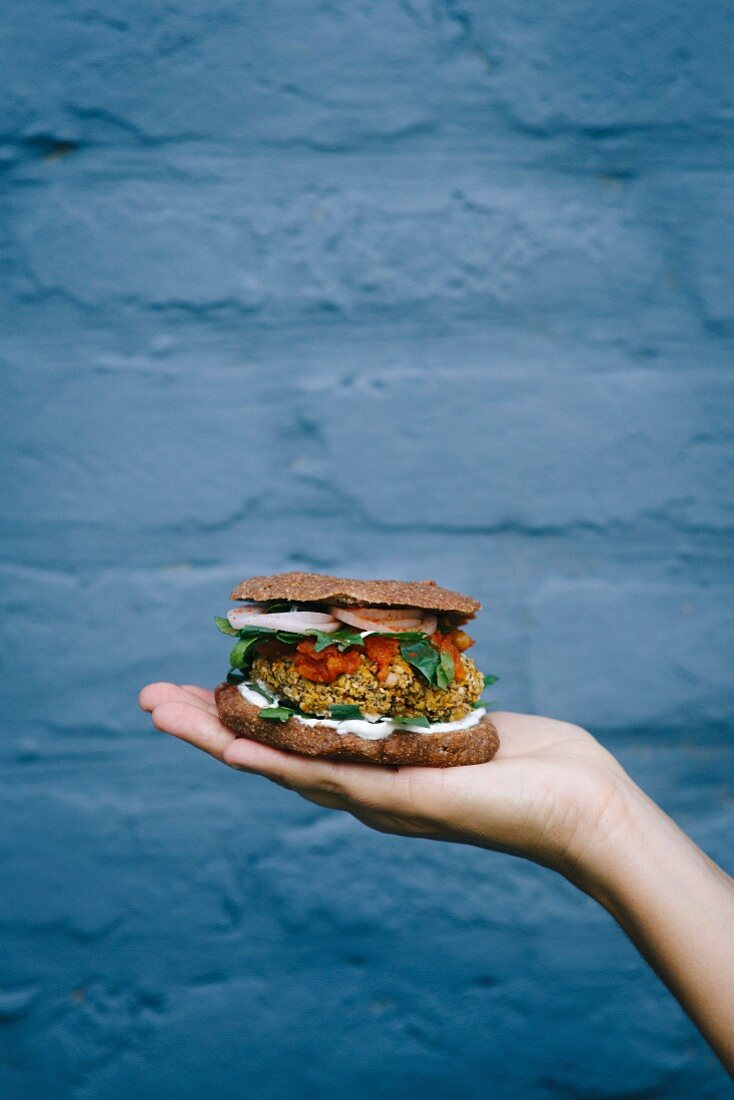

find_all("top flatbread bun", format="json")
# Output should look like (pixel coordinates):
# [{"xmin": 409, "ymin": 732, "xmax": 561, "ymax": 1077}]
[{"xmin": 230, "ymin": 571, "xmax": 481, "ymax": 615}]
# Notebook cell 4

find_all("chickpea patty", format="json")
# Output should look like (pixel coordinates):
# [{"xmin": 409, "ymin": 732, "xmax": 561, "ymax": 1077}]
[{"xmin": 251, "ymin": 640, "xmax": 484, "ymax": 722}]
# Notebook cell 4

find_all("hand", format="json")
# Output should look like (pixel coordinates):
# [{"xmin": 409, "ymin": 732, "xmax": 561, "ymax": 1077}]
[
  {"xmin": 138, "ymin": 682, "xmax": 634, "ymax": 891},
  {"xmin": 139, "ymin": 682, "xmax": 734, "ymax": 1072}
]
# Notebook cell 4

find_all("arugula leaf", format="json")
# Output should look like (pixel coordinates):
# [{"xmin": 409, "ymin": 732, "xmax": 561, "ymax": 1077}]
[
  {"xmin": 248, "ymin": 681, "xmax": 275, "ymax": 703},
  {"xmin": 227, "ymin": 626, "xmax": 302, "ymax": 647},
  {"xmin": 391, "ymin": 715, "xmax": 431, "ymax": 728},
  {"xmin": 226, "ymin": 669, "xmax": 246, "ymax": 685},
  {"xmin": 221, "ymin": 622, "xmax": 366, "ymax": 653},
  {"xmin": 436, "ymin": 649, "xmax": 455, "ymax": 689},
  {"xmin": 399, "ymin": 637, "xmax": 440, "ymax": 684},
  {"xmin": 229, "ymin": 635, "xmax": 263, "ymax": 669},
  {"xmin": 215, "ymin": 615, "xmax": 239, "ymax": 637},
  {"xmin": 377, "ymin": 630, "xmax": 426, "ymax": 643},
  {"xmin": 227, "ymin": 625, "xmax": 278, "ymax": 639},
  {"xmin": 310, "ymin": 630, "xmax": 338, "ymax": 653},
  {"xmin": 258, "ymin": 706, "xmax": 294, "ymax": 722},
  {"xmin": 474, "ymin": 673, "xmax": 500, "ymax": 709},
  {"xmin": 230, "ymin": 625, "xmax": 294, "ymax": 640},
  {"xmin": 398, "ymin": 637, "xmax": 457, "ymax": 690},
  {"xmin": 330, "ymin": 627, "xmax": 366, "ymax": 650},
  {"xmin": 309, "ymin": 627, "xmax": 365, "ymax": 653},
  {"xmin": 329, "ymin": 704, "xmax": 363, "ymax": 720}
]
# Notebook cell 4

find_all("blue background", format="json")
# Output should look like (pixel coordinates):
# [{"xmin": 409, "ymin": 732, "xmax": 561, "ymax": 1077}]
[{"xmin": 2, "ymin": 2, "xmax": 733, "ymax": 1096}]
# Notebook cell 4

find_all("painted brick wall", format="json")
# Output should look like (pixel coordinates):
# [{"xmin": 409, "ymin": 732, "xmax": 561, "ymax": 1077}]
[{"xmin": 1, "ymin": 2, "xmax": 733, "ymax": 1096}]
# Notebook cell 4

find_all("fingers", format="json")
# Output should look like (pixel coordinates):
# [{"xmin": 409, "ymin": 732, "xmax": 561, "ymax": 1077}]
[
  {"xmin": 180, "ymin": 685, "xmax": 217, "ymax": 706},
  {"xmin": 223, "ymin": 736, "xmax": 416, "ymax": 814},
  {"xmin": 294, "ymin": 789, "xmax": 352, "ymax": 811},
  {"xmin": 139, "ymin": 682, "xmax": 217, "ymax": 715},
  {"xmin": 139, "ymin": 682, "xmax": 170, "ymax": 711},
  {"xmin": 150, "ymin": 700, "xmax": 236, "ymax": 761},
  {"xmin": 140, "ymin": 683, "xmax": 410, "ymax": 810},
  {"xmin": 223, "ymin": 736, "xmax": 348, "ymax": 792}
]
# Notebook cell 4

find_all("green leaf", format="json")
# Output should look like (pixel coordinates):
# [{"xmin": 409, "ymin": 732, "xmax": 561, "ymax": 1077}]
[
  {"xmin": 332, "ymin": 628, "xmax": 366, "ymax": 650},
  {"xmin": 310, "ymin": 630, "xmax": 337, "ymax": 653},
  {"xmin": 229, "ymin": 635, "xmax": 263, "ymax": 669},
  {"xmin": 258, "ymin": 706, "xmax": 294, "ymax": 722},
  {"xmin": 226, "ymin": 669, "xmax": 245, "ymax": 685},
  {"xmin": 483, "ymin": 674, "xmax": 499, "ymax": 688},
  {"xmin": 309, "ymin": 627, "xmax": 365, "ymax": 653},
  {"xmin": 399, "ymin": 637, "xmax": 440, "ymax": 684},
  {"xmin": 436, "ymin": 649, "xmax": 455, "ymax": 690},
  {"xmin": 247, "ymin": 681, "xmax": 275, "ymax": 703},
  {"xmin": 377, "ymin": 630, "xmax": 426, "ymax": 643},
  {"xmin": 329, "ymin": 704, "xmax": 363, "ymax": 720},
  {"xmin": 233, "ymin": 625, "xmax": 293, "ymax": 639},
  {"xmin": 391, "ymin": 715, "xmax": 431, "ymax": 728},
  {"xmin": 398, "ymin": 637, "xmax": 455, "ymax": 689},
  {"xmin": 230, "ymin": 626, "xmax": 300, "ymax": 646},
  {"xmin": 228, "ymin": 623, "xmax": 368, "ymax": 653},
  {"xmin": 215, "ymin": 615, "xmax": 239, "ymax": 636}
]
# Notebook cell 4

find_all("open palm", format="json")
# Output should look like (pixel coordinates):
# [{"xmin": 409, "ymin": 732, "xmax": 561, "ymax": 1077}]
[{"xmin": 139, "ymin": 682, "xmax": 632, "ymax": 886}]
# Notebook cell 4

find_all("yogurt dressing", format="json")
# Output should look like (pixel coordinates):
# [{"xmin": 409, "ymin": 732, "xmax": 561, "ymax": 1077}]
[{"xmin": 237, "ymin": 682, "xmax": 486, "ymax": 742}]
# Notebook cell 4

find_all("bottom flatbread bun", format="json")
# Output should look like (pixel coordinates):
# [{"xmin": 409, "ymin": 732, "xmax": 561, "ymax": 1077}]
[{"xmin": 215, "ymin": 683, "xmax": 500, "ymax": 768}]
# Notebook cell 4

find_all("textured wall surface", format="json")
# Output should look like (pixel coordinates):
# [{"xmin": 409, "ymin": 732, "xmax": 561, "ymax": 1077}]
[{"xmin": 2, "ymin": 2, "xmax": 733, "ymax": 1096}]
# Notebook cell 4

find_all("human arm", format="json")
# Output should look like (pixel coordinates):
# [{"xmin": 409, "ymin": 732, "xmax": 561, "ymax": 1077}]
[
  {"xmin": 139, "ymin": 682, "xmax": 734, "ymax": 1074},
  {"xmin": 581, "ymin": 783, "xmax": 734, "ymax": 1074}
]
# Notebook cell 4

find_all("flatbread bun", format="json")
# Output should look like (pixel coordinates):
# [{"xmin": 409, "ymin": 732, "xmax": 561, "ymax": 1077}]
[
  {"xmin": 216, "ymin": 683, "xmax": 500, "ymax": 768},
  {"xmin": 230, "ymin": 571, "xmax": 480, "ymax": 616}
]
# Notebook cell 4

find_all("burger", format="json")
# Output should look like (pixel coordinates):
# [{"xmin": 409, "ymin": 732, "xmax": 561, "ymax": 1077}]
[{"xmin": 214, "ymin": 572, "xmax": 500, "ymax": 767}]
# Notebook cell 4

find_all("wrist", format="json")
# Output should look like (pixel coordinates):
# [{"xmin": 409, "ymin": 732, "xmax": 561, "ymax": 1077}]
[
  {"xmin": 558, "ymin": 772, "xmax": 664, "ymax": 906},
  {"xmin": 567, "ymin": 773, "xmax": 730, "ymax": 924},
  {"xmin": 565, "ymin": 770, "xmax": 734, "ymax": 1072}
]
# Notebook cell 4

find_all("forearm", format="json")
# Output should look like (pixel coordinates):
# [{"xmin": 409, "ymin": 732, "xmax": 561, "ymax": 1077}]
[{"xmin": 580, "ymin": 781, "xmax": 734, "ymax": 1074}]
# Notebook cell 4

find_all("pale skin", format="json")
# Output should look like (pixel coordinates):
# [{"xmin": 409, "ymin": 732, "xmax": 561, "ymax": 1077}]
[{"xmin": 139, "ymin": 682, "xmax": 734, "ymax": 1075}]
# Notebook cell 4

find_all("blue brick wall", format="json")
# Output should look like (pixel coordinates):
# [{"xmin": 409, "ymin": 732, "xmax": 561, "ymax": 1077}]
[{"xmin": 1, "ymin": 2, "xmax": 733, "ymax": 1096}]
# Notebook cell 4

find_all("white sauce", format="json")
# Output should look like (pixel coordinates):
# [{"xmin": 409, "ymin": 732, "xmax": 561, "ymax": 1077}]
[{"xmin": 237, "ymin": 683, "xmax": 486, "ymax": 741}]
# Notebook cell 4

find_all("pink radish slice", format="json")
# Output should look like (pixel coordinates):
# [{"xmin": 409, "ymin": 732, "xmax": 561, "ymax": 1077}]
[
  {"xmin": 228, "ymin": 609, "xmax": 336, "ymax": 626},
  {"xmin": 227, "ymin": 607, "xmax": 268, "ymax": 628},
  {"xmin": 329, "ymin": 607, "xmax": 423, "ymax": 633},
  {"xmin": 420, "ymin": 615, "xmax": 438, "ymax": 636},
  {"xmin": 227, "ymin": 609, "xmax": 340, "ymax": 632},
  {"xmin": 346, "ymin": 606, "xmax": 423, "ymax": 621}
]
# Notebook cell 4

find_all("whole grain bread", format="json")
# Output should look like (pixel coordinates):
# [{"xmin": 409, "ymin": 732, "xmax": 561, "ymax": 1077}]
[
  {"xmin": 215, "ymin": 683, "xmax": 499, "ymax": 768},
  {"xmin": 230, "ymin": 571, "xmax": 480, "ymax": 616}
]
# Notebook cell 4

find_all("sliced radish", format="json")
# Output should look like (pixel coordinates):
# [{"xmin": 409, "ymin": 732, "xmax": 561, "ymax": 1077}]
[
  {"xmin": 329, "ymin": 607, "xmax": 423, "ymax": 633},
  {"xmin": 421, "ymin": 615, "xmax": 438, "ymax": 636},
  {"xmin": 259, "ymin": 611, "xmax": 336, "ymax": 624},
  {"xmin": 348, "ymin": 607, "xmax": 422, "ymax": 621},
  {"xmin": 231, "ymin": 603, "xmax": 268, "ymax": 615},
  {"xmin": 227, "ymin": 608, "xmax": 341, "ymax": 632}
]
